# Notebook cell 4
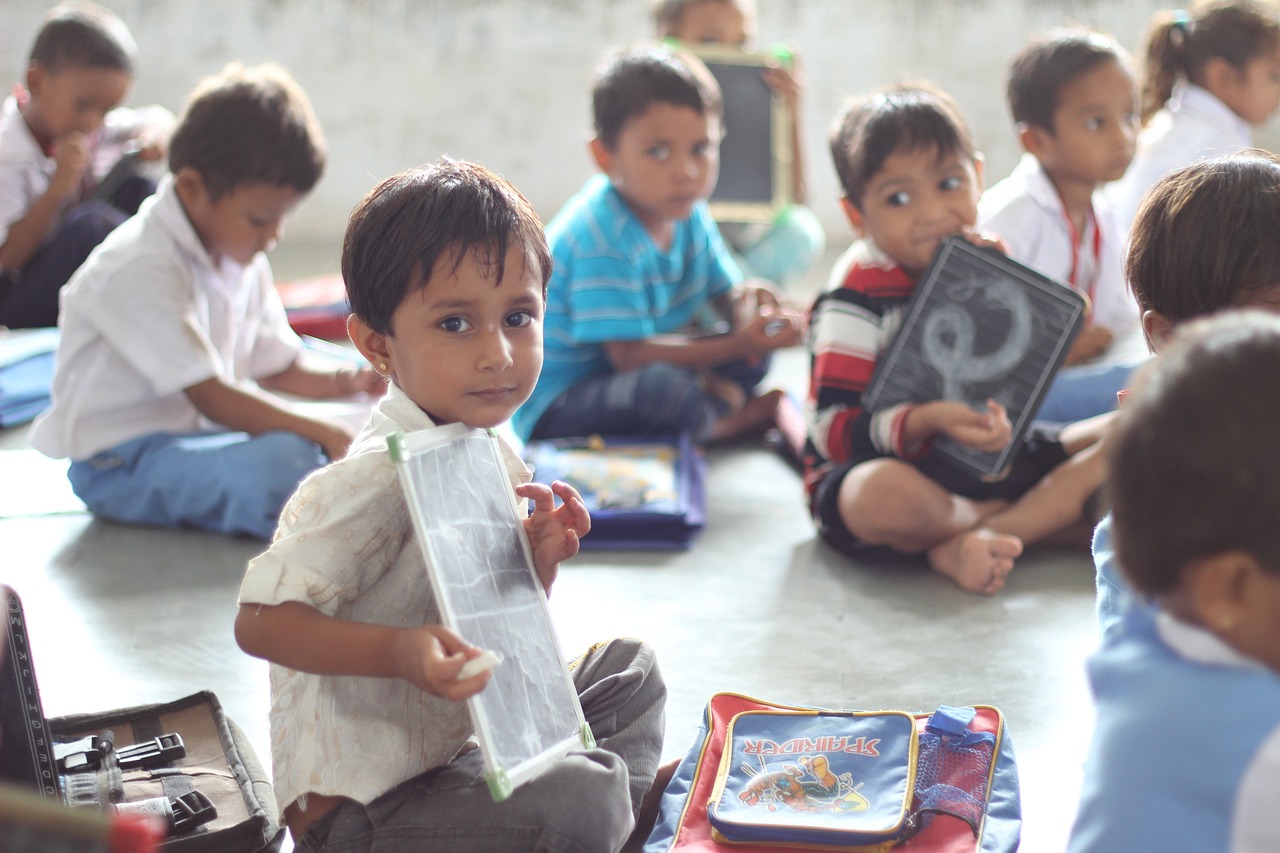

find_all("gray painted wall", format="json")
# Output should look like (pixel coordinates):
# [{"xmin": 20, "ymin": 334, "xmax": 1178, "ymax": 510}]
[{"xmin": 5, "ymin": 0, "xmax": 1277, "ymax": 242}]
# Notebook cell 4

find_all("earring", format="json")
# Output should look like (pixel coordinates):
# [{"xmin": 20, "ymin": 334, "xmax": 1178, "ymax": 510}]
[{"xmin": 378, "ymin": 362, "xmax": 388, "ymax": 372}]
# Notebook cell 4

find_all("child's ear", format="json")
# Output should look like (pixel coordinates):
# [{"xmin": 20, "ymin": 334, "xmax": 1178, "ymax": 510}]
[
  {"xmin": 1181, "ymin": 551, "xmax": 1256, "ymax": 637},
  {"xmin": 1202, "ymin": 56, "xmax": 1242, "ymax": 102},
  {"xmin": 173, "ymin": 166, "xmax": 210, "ymax": 209},
  {"xmin": 839, "ymin": 196, "xmax": 864, "ymax": 233},
  {"xmin": 589, "ymin": 137, "xmax": 613, "ymax": 175},
  {"xmin": 25, "ymin": 62, "xmax": 44, "ymax": 97},
  {"xmin": 1017, "ymin": 122, "xmax": 1050, "ymax": 160},
  {"xmin": 972, "ymin": 151, "xmax": 986, "ymax": 193},
  {"xmin": 347, "ymin": 314, "xmax": 392, "ymax": 376},
  {"xmin": 1141, "ymin": 309, "xmax": 1173, "ymax": 353}
]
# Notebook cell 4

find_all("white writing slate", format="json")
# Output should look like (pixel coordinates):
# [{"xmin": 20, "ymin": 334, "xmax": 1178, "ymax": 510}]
[
  {"xmin": 389, "ymin": 425, "xmax": 592, "ymax": 801},
  {"xmin": 863, "ymin": 237, "xmax": 1085, "ymax": 477}
]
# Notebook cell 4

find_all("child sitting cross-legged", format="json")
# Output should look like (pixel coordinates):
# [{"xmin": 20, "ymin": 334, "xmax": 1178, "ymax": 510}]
[
  {"xmin": 235, "ymin": 159, "xmax": 669, "ymax": 853},
  {"xmin": 805, "ymin": 84, "xmax": 1112, "ymax": 594},
  {"xmin": 1067, "ymin": 310, "xmax": 1280, "ymax": 853},
  {"xmin": 512, "ymin": 43, "xmax": 805, "ymax": 446},
  {"xmin": 29, "ymin": 63, "xmax": 382, "ymax": 540},
  {"xmin": 979, "ymin": 28, "xmax": 1145, "ymax": 423}
]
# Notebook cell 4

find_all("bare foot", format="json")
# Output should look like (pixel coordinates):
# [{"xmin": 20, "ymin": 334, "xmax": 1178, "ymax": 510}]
[
  {"xmin": 709, "ymin": 389, "xmax": 784, "ymax": 442},
  {"xmin": 927, "ymin": 529, "xmax": 1023, "ymax": 594}
]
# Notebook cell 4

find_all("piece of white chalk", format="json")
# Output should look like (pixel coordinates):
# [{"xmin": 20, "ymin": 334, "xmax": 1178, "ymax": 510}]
[{"xmin": 458, "ymin": 650, "xmax": 504, "ymax": 679}]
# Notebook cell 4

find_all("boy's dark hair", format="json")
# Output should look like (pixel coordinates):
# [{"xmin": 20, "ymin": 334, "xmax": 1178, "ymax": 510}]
[
  {"xmin": 29, "ymin": 1, "xmax": 136, "ymax": 74},
  {"xmin": 1006, "ymin": 29, "xmax": 1129, "ymax": 133},
  {"xmin": 829, "ymin": 83, "xmax": 976, "ymax": 207},
  {"xmin": 168, "ymin": 63, "xmax": 325, "ymax": 202},
  {"xmin": 1126, "ymin": 151, "xmax": 1280, "ymax": 326},
  {"xmin": 651, "ymin": 0, "xmax": 745, "ymax": 37},
  {"xmin": 342, "ymin": 158, "xmax": 553, "ymax": 336},
  {"xmin": 1109, "ymin": 311, "xmax": 1280, "ymax": 596},
  {"xmin": 1140, "ymin": 0, "xmax": 1280, "ymax": 123},
  {"xmin": 593, "ymin": 43, "xmax": 722, "ymax": 150}
]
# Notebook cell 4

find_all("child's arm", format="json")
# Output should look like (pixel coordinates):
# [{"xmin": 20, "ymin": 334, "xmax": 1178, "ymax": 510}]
[
  {"xmin": 185, "ymin": 376, "xmax": 357, "ymax": 460},
  {"xmin": 258, "ymin": 355, "xmax": 385, "ymax": 399},
  {"xmin": 900, "ymin": 399, "xmax": 1012, "ymax": 454},
  {"xmin": 0, "ymin": 133, "xmax": 90, "ymax": 271},
  {"xmin": 514, "ymin": 480, "xmax": 591, "ymax": 596},
  {"xmin": 234, "ymin": 600, "xmax": 491, "ymax": 701},
  {"xmin": 762, "ymin": 52, "xmax": 807, "ymax": 205}
]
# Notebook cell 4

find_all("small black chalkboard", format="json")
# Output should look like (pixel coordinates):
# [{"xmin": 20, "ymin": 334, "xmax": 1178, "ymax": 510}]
[
  {"xmin": 688, "ymin": 46, "xmax": 793, "ymax": 223},
  {"xmin": 863, "ymin": 237, "xmax": 1085, "ymax": 478}
]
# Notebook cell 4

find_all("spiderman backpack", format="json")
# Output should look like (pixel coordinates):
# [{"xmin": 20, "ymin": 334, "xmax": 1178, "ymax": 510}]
[{"xmin": 643, "ymin": 693, "xmax": 1021, "ymax": 853}]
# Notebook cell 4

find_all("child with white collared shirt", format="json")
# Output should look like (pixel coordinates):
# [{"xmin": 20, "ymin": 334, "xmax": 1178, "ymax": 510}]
[{"xmin": 1107, "ymin": 1, "xmax": 1280, "ymax": 232}]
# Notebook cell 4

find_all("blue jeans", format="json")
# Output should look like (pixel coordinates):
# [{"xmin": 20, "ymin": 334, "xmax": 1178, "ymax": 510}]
[
  {"xmin": 0, "ymin": 174, "xmax": 154, "ymax": 329},
  {"xmin": 530, "ymin": 360, "xmax": 770, "ymax": 443},
  {"xmin": 295, "ymin": 638, "xmax": 667, "ymax": 853},
  {"xmin": 68, "ymin": 429, "xmax": 326, "ymax": 540}
]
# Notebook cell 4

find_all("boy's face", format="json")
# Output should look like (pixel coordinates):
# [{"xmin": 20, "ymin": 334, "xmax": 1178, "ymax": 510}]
[
  {"xmin": 843, "ymin": 145, "xmax": 983, "ymax": 277},
  {"xmin": 1025, "ymin": 58, "xmax": 1138, "ymax": 188},
  {"xmin": 367, "ymin": 245, "xmax": 544, "ymax": 429},
  {"xmin": 176, "ymin": 170, "xmax": 302, "ymax": 267},
  {"xmin": 667, "ymin": 0, "xmax": 753, "ymax": 47},
  {"xmin": 592, "ymin": 102, "xmax": 721, "ymax": 237},
  {"xmin": 24, "ymin": 62, "xmax": 131, "ymax": 149}
]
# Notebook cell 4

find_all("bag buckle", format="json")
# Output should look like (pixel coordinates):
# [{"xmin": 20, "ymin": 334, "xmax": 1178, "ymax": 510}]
[
  {"xmin": 54, "ymin": 733, "xmax": 114, "ymax": 773},
  {"xmin": 170, "ymin": 789, "xmax": 217, "ymax": 833},
  {"xmin": 116, "ymin": 733, "xmax": 186, "ymax": 769}
]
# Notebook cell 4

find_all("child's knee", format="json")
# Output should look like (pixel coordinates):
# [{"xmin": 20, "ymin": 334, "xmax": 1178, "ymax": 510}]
[{"xmin": 535, "ymin": 750, "xmax": 635, "ymax": 851}]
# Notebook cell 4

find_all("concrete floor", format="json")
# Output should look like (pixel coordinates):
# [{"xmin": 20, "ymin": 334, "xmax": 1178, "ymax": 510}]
[{"xmin": 0, "ymin": 244, "xmax": 1100, "ymax": 851}]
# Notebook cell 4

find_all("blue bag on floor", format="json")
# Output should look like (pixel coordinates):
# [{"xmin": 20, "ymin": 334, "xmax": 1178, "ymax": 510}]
[
  {"xmin": 0, "ymin": 328, "xmax": 58, "ymax": 428},
  {"xmin": 523, "ymin": 433, "xmax": 706, "ymax": 550}
]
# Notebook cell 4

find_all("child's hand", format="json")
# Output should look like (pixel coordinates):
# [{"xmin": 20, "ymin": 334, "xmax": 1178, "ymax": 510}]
[
  {"xmin": 932, "ymin": 399, "xmax": 1012, "ymax": 453},
  {"xmin": 957, "ymin": 226, "xmax": 1008, "ymax": 257},
  {"xmin": 333, "ymin": 364, "xmax": 385, "ymax": 397},
  {"xmin": 739, "ymin": 307, "xmax": 805, "ymax": 355},
  {"xmin": 761, "ymin": 51, "xmax": 803, "ymax": 111},
  {"xmin": 1066, "ymin": 324, "xmax": 1113, "ymax": 365},
  {"xmin": 516, "ymin": 480, "xmax": 591, "ymax": 594},
  {"xmin": 391, "ymin": 624, "xmax": 492, "ymax": 701},
  {"xmin": 50, "ymin": 132, "xmax": 90, "ymax": 196}
]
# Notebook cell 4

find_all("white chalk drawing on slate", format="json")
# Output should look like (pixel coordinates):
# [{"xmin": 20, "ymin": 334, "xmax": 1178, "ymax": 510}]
[
  {"xmin": 389, "ymin": 425, "xmax": 592, "ymax": 802},
  {"xmin": 864, "ymin": 236, "xmax": 1085, "ymax": 478}
]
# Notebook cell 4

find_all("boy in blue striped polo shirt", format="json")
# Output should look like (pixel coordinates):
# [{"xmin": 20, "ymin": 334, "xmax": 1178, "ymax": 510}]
[{"xmin": 512, "ymin": 43, "xmax": 804, "ymax": 444}]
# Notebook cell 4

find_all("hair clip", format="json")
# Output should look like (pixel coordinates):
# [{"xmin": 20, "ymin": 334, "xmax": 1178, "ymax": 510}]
[{"xmin": 1172, "ymin": 10, "xmax": 1190, "ymax": 32}]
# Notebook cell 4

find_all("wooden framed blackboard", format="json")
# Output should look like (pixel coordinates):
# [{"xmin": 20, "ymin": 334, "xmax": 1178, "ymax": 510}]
[
  {"xmin": 687, "ymin": 45, "xmax": 793, "ymax": 223},
  {"xmin": 863, "ymin": 237, "xmax": 1085, "ymax": 478},
  {"xmin": 389, "ymin": 425, "xmax": 593, "ymax": 802}
]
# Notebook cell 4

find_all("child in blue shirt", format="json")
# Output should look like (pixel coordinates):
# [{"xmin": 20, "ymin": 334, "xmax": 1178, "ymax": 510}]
[
  {"xmin": 979, "ymin": 28, "xmax": 1143, "ymax": 423},
  {"xmin": 513, "ymin": 44, "xmax": 804, "ymax": 445},
  {"xmin": 1068, "ymin": 309, "xmax": 1280, "ymax": 853},
  {"xmin": 1093, "ymin": 150, "xmax": 1280, "ymax": 640}
]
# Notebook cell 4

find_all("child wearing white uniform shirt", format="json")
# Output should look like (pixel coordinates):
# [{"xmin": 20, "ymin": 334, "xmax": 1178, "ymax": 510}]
[
  {"xmin": 980, "ymin": 29, "xmax": 1143, "ymax": 423},
  {"xmin": 1107, "ymin": 2, "xmax": 1280, "ymax": 232},
  {"xmin": 29, "ymin": 64, "xmax": 381, "ymax": 540}
]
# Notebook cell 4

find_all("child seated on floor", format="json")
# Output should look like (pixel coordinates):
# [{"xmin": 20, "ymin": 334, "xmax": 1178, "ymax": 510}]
[
  {"xmin": 512, "ymin": 43, "xmax": 804, "ymax": 445},
  {"xmin": 979, "ymin": 28, "xmax": 1144, "ymax": 423},
  {"xmin": 653, "ymin": 0, "xmax": 825, "ymax": 289},
  {"xmin": 0, "ymin": 1, "xmax": 173, "ymax": 329},
  {"xmin": 1107, "ymin": 0, "xmax": 1280, "ymax": 232},
  {"xmin": 235, "ymin": 159, "xmax": 668, "ymax": 852},
  {"xmin": 805, "ymin": 84, "xmax": 1111, "ymax": 595},
  {"xmin": 1067, "ymin": 310, "xmax": 1280, "ymax": 853},
  {"xmin": 29, "ymin": 63, "xmax": 381, "ymax": 540},
  {"xmin": 1093, "ymin": 150, "xmax": 1280, "ymax": 639}
]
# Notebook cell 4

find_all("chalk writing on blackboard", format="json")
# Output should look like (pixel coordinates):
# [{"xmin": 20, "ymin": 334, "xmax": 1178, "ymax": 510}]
[
  {"xmin": 863, "ymin": 237, "xmax": 1085, "ymax": 477},
  {"xmin": 389, "ymin": 425, "xmax": 592, "ymax": 801}
]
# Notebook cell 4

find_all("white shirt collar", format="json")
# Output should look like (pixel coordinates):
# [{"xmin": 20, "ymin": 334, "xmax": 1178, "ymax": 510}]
[
  {"xmin": 0, "ymin": 95, "xmax": 46, "ymax": 167},
  {"xmin": 1156, "ymin": 610, "xmax": 1271, "ymax": 673},
  {"xmin": 1168, "ymin": 80, "xmax": 1252, "ymax": 145}
]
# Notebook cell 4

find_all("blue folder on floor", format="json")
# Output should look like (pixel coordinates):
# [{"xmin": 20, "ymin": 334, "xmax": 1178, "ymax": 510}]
[
  {"xmin": 0, "ymin": 328, "xmax": 58, "ymax": 428},
  {"xmin": 523, "ymin": 433, "xmax": 706, "ymax": 550}
]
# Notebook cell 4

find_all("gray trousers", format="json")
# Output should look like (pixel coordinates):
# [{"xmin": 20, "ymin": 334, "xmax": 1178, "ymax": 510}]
[{"xmin": 295, "ymin": 638, "xmax": 666, "ymax": 853}]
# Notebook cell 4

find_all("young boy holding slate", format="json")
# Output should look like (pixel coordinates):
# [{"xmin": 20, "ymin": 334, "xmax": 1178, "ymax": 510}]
[
  {"xmin": 806, "ymin": 84, "xmax": 1112, "ymax": 594},
  {"xmin": 512, "ymin": 43, "xmax": 804, "ymax": 445},
  {"xmin": 236, "ymin": 159, "xmax": 668, "ymax": 852},
  {"xmin": 979, "ymin": 29, "xmax": 1144, "ymax": 422}
]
